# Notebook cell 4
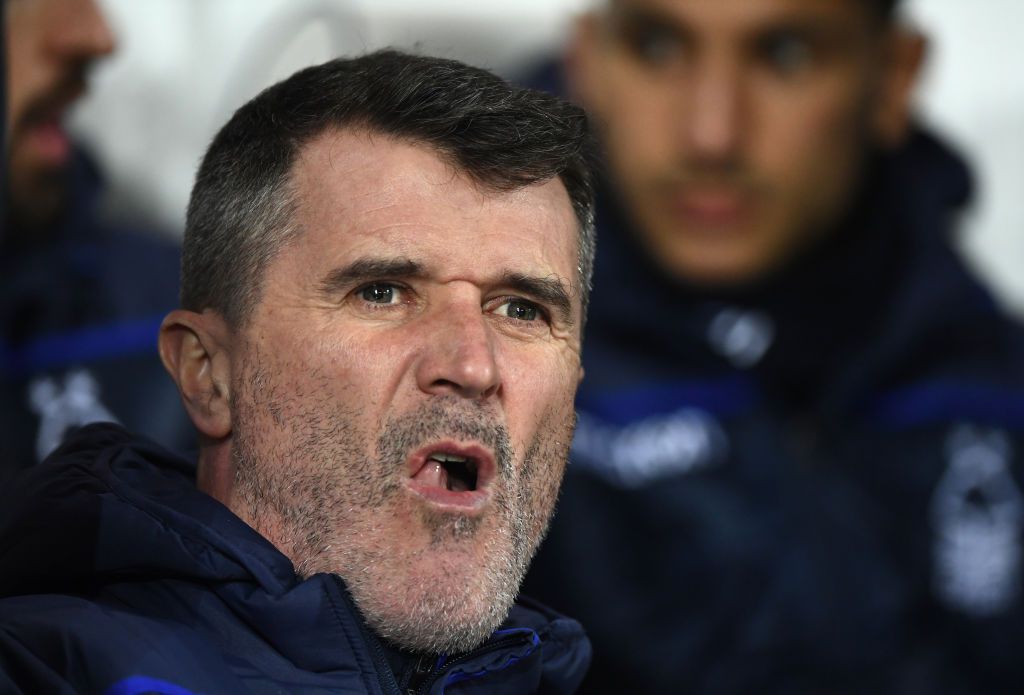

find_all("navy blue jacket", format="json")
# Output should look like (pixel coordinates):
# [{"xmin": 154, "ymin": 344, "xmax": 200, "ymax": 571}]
[
  {"xmin": 0, "ymin": 424, "xmax": 591, "ymax": 694},
  {"xmin": 519, "ymin": 62, "xmax": 1024, "ymax": 694},
  {"xmin": 1, "ymin": 150, "xmax": 193, "ymax": 479}
]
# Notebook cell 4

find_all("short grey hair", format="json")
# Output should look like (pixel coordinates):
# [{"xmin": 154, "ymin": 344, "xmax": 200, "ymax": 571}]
[{"xmin": 182, "ymin": 50, "xmax": 597, "ymax": 328}]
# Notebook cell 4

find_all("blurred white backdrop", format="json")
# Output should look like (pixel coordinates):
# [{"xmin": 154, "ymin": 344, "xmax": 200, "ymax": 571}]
[{"xmin": 70, "ymin": 0, "xmax": 1024, "ymax": 311}]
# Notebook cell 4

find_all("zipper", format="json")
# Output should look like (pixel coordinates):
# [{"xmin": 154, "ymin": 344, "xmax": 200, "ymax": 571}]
[
  {"xmin": 327, "ymin": 575, "xmax": 536, "ymax": 695},
  {"xmin": 328, "ymin": 575, "xmax": 403, "ymax": 695},
  {"xmin": 412, "ymin": 634, "xmax": 531, "ymax": 695},
  {"xmin": 404, "ymin": 654, "xmax": 437, "ymax": 694}
]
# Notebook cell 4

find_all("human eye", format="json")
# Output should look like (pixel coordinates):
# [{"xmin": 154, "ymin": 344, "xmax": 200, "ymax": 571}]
[
  {"xmin": 617, "ymin": 17, "xmax": 686, "ymax": 67},
  {"xmin": 493, "ymin": 297, "xmax": 546, "ymax": 323},
  {"xmin": 758, "ymin": 31, "xmax": 815, "ymax": 76},
  {"xmin": 356, "ymin": 282, "xmax": 404, "ymax": 306}
]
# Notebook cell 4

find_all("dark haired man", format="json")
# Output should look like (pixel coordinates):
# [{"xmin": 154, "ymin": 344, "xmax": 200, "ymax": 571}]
[
  {"xmin": 0, "ymin": 50, "xmax": 596, "ymax": 694},
  {"xmin": 2, "ymin": 0, "xmax": 190, "ymax": 476},
  {"xmin": 521, "ymin": 0, "xmax": 1024, "ymax": 692}
]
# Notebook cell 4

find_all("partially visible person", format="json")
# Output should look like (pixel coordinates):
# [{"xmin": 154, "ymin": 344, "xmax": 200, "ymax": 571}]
[
  {"xmin": 2, "ymin": 0, "xmax": 191, "ymax": 476},
  {"xmin": 0, "ymin": 50, "xmax": 595, "ymax": 694},
  {"xmin": 1, "ymin": 5, "xmax": 7, "ymax": 215},
  {"xmin": 520, "ymin": 0, "xmax": 1024, "ymax": 692}
]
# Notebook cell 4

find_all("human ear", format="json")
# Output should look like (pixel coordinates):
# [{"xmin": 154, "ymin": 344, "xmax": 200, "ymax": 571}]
[
  {"xmin": 872, "ymin": 26, "xmax": 927, "ymax": 148},
  {"xmin": 158, "ymin": 309, "xmax": 233, "ymax": 440}
]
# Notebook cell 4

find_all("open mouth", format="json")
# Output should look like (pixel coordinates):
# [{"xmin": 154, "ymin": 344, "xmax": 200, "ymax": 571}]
[
  {"xmin": 406, "ymin": 443, "xmax": 495, "ymax": 511},
  {"xmin": 426, "ymin": 452, "xmax": 479, "ymax": 492},
  {"xmin": 23, "ymin": 119, "xmax": 72, "ymax": 166}
]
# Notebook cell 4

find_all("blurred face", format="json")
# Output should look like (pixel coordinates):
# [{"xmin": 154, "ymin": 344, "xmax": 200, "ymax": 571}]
[
  {"xmin": 228, "ymin": 131, "xmax": 583, "ymax": 653},
  {"xmin": 4, "ymin": 0, "xmax": 114, "ymax": 230},
  {"xmin": 573, "ymin": 0, "xmax": 918, "ymax": 285}
]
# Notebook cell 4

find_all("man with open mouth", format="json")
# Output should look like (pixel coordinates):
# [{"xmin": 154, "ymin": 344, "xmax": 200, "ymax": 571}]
[{"xmin": 0, "ymin": 50, "xmax": 596, "ymax": 694}]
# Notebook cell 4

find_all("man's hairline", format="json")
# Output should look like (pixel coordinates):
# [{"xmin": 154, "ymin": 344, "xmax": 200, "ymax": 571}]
[
  {"xmin": 597, "ymin": 0, "xmax": 901, "ymax": 24},
  {"xmin": 225, "ymin": 125, "xmax": 590, "ymax": 331}
]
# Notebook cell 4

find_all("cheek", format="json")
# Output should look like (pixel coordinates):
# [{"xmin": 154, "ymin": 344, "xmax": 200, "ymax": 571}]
[
  {"xmin": 518, "ymin": 392, "xmax": 577, "ymax": 542},
  {"xmin": 758, "ymin": 79, "xmax": 871, "ymax": 192},
  {"xmin": 237, "ymin": 333, "xmax": 355, "ymax": 436},
  {"xmin": 599, "ymin": 65, "xmax": 677, "ymax": 179},
  {"xmin": 502, "ymin": 349, "xmax": 579, "ymax": 442},
  {"xmin": 531, "ymin": 385, "xmax": 578, "ymax": 480},
  {"xmin": 748, "ymin": 86, "xmax": 870, "ymax": 249},
  {"xmin": 278, "ymin": 315, "xmax": 410, "ymax": 388}
]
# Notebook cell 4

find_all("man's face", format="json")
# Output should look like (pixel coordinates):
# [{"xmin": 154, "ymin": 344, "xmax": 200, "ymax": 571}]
[
  {"xmin": 228, "ymin": 131, "xmax": 583, "ymax": 654},
  {"xmin": 573, "ymin": 0, "xmax": 912, "ymax": 285},
  {"xmin": 5, "ymin": 0, "xmax": 114, "ymax": 230}
]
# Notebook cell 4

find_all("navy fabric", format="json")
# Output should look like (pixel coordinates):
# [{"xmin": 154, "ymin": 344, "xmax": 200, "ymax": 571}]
[
  {"xmin": 1, "ymin": 149, "xmax": 193, "ymax": 478},
  {"xmin": 0, "ymin": 423, "xmax": 591, "ymax": 694},
  {"xmin": 519, "ymin": 62, "xmax": 1024, "ymax": 693}
]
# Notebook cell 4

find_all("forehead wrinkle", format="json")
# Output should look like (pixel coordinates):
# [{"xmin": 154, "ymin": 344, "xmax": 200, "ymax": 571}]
[
  {"xmin": 288, "ymin": 130, "xmax": 578, "ymax": 304},
  {"xmin": 299, "ymin": 129, "xmax": 569, "ymax": 228}
]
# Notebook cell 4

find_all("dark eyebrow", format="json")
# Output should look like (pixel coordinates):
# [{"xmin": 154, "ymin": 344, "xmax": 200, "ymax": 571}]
[
  {"xmin": 318, "ymin": 258, "xmax": 575, "ymax": 326},
  {"xmin": 754, "ymin": 16, "xmax": 854, "ymax": 41},
  {"xmin": 609, "ymin": 5, "xmax": 855, "ymax": 51},
  {"xmin": 608, "ymin": 4, "xmax": 691, "ymax": 42},
  {"xmin": 319, "ymin": 257, "xmax": 423, "ymax": 296},
  {"xmin": 501, "ymin": 272, "xmax": 575, "ymax": 328}
]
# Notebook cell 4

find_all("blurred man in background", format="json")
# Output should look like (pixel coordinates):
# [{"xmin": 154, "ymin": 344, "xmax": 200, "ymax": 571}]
[
  {"xmin": 522, "ymin": 0, "xmax": 1024, "ymax": 691},
  {"xmin": 1, "ymin": 6, "xmax": 6, "ymax": 218},
  {"xmin": 2, "ymin": 0, "xmax": 190, "ymax": 477}
]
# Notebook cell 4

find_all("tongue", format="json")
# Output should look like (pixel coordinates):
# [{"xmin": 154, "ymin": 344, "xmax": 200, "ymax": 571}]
[{"xmin": 413, "ymin": 461, "xmax": 449, "ymax": 490}]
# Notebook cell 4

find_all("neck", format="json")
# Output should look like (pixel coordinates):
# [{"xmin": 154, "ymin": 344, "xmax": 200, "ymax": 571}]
[{"xmin": 195, "ymin": 442, "xmax": 237, "ymax": 506}]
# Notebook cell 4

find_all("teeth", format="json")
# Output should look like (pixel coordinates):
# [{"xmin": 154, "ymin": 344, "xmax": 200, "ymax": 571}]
[
  {"xmin": 428, "ymin": 453, "xmax": 469, "ymax": 464},
  {"xmin": 422, "ymin": 452, "xmax": 479, "ymax": 493}
]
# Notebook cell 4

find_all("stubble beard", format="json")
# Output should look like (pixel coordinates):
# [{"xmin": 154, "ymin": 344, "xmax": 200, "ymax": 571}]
[
  {"xmin": 230, "ymin": 362, "xmax": 571, "ymax": 654},
  {"xmin": 5, "ymin": 156, "xmax": 69, "ymax": 236},
  {"xmin": 6, "ymin": 69, "xmax": 89, "ymax": 236}
]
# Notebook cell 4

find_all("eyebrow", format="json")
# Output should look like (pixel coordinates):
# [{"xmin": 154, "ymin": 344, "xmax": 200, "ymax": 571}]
[
  {"xmin": 318, "ymin": 257, "xmax": 575, "ymax": 326},
  {"xmin": 501, "ymin": 271, "xmax": 575, "ymax": 328},
  {"xmin": 608, "ymin": 4, "xmax": 689, "ymax": 39},
  {"xmin": 610, "ymin": 4, "xmax": 855, "ymax": 47},
  {"xmin": 318, "ymin": 257, "xmax": 424, "ymax": 296}
]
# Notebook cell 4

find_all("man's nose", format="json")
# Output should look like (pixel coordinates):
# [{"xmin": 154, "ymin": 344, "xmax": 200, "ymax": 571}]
[
  {"xmin": 46, "ymin": 0, "xmax": 116, "ymax": 62},
  {"xmin": 414, "ymin": 300, "xmax": 502, "ymax": 401},
  {"xmin": 684, "ymin": 56, "xmax": 743, "ymax": 163}
]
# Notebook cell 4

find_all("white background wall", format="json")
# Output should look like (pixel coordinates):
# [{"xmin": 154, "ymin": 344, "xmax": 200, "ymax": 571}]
[
  {"xmin": 71, "ymin": 0, "xmax": 1024, "ymax": 312},
  {"xmin": 904, "ymin": 0, "xmax": 1024, "ymax": 312}
]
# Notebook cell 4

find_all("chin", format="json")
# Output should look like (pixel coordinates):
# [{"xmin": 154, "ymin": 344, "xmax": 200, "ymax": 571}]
[
  {"xmin": 336, "ymin": 518, "xmax": 528, "ymax": 654},
  {"xmin": 7, "ymin": 174, "xmax": 70, "ymax": 232},
  {"xmin": 357, "ymin": 555, "xmax": 518, "ymax": 654},
  {"xmin": 658, "ymin": 250, "xmax": 776, "ymax": 289}
]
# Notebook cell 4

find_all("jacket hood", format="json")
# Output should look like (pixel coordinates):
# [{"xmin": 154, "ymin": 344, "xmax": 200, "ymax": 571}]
[
  {"xmin": 579, "ymin": 127, "xmax": 1007, "ymax": 419},
  {"xmin": 0, "ymin": 422, "xmax": 287, "ymax": 595},
  {"xmin": 0, "ymin": 423, "xmax": 591, "ymax": 691}
]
